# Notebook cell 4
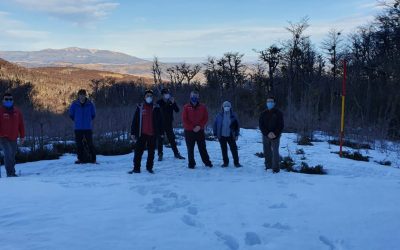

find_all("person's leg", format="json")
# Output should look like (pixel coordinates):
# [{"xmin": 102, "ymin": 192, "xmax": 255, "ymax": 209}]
[
  {"xmin": 227, "ymin": 136, "xmax": 240, "ymax": 166},
  {"xmin": 263, "ymin": 135, "xmax": 273, "ymax": 169},
  {"xmin": 133, "ymin": 136, "xmax": 146, "ymax": 172},
  {"xmin": 75, "ymin": 130, "xmax": 84, "ymax": 162},
  {"xmin": 146, "ymin": 135, "xmax": 156, "ymax": 172},
  {"xmin": 84, "ymin": 130, "xmax": 96, "ymax": 163},
  {"xmin": 157, "ymin": 133, "xmax": 163, "ymax": 159},
  {"xmin": 165, "ymin": 125, "xmax": 180, "ymax": 156},
  {"xmin": 271, "ymin": 137, "xmax": 281, "ymax": 172},
  {"xmin": 196, "ymin": 131, "xmax": 212, "ymax": 167},
  {"xmin": 184, "ymin": 131, "xmax": 196, "ymax": 168},
  {"xmin": 219, "ymin": 137, "xmax": 229, "ymax": 166},
  {"xmin": 0, "ymin": 138, "xmax": 15, "ymax": 176}
]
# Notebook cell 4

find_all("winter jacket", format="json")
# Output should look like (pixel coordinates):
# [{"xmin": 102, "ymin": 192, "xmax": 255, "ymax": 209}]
[
  {"xmin": 259, "ymin": 108, "xmax": 284, "ymax": 139},
  {"xmin": 213, "ymin": 111, "xmax": 240, "ymax": 138},
  {"xmin": 131, "ymin": 103, "xmax": 164, "ymax": 138},
  {"xmin": 157, "ymin": 99, "xmax": 179, "ymax": 126},
  {"xmin": 0, "ymin": 106, "xmax": 25, "ymax": 141},
  {"xmin": 182, "ymin": 102, "xmax": 208, "ymax": 131},
  {"xmin": 69, "ymin": 99, "xmax": 96, "ymax": 130}
]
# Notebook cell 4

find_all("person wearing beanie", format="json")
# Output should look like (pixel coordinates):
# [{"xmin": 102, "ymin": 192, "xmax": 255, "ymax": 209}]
[
  {"xmin": 156, "ymin": 88, "xmax": 185, "ymax": 161},
  {"xmin": 182, "ymin": 90, "xmax": 213, "ymax": 169},
  {"xmin": 259, "ymin": 96, "xmax": 284, "ymax": 173},
  {"xmin": 129, "ymin": 89, "xmax": 164, "ymax": 174},
  {"xmin": 0, "ymin": 93, "xmax": 25, "ymax": 177},
  {"xmin": 69, "ymin": 89, "xmax": 97, "ymax": 164},
  {"xmin": 213, "ymin": 101, "xmax": 241, "ymax": 168}
]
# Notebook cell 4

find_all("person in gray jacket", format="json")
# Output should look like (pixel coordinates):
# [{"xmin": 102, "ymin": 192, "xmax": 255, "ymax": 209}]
[{"xmin": 213, "ymin": 101, "xmax": 242, "ymax": 168}]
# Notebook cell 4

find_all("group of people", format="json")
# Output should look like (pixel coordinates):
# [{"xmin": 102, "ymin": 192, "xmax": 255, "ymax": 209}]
[{"xmin": 0, "ymin": 88, "xmax": 284, "ymax": 177}]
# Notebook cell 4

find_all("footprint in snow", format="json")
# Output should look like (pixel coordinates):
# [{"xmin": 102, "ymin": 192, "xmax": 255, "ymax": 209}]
[
  {"xmin": 181, "ymin": 215, "xmax": 201, "ymax": 227},
  {"xmin": 215, "ymin": 231, "xmax": 239, "ymax": 250},
  {"xmin": 244, "ymin": 232, "xmax": 262, "ymax": 246},
  {"xmin": 268, "ymin": 203, "xmax": 287, "ymax": 209},
  {"xmin": 145, "ymin": 191, "xmax": 190, "ymax": 213},
  {"xmin": 263, "ymin": 222, "xmax": 291, "ymax": 231}
]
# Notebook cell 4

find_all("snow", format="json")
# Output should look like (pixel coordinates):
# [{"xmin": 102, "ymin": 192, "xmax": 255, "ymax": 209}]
[{"xmin": 1, "ymin": 129, "xmax": 399, "ymax": 250}]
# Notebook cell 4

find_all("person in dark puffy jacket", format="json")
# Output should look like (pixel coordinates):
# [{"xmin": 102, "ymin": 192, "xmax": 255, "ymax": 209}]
[
  {"xmin": 156, "ymin": 88, "xmax": 185, "ymax": 161},
  {"xmin": 213, "ymin": 101, "xmax": 242, "ymax": 168},
  {"xmin": 0, "ymin": 92, "xmax": 25, "ymax": 177},
  {"xmin": 69, "ymin": 89, "xmax": 96, "ymax": 164},
  {"xmin": 259, "ymin": 96, "xmax": 284, "ymax": 173},
  {"xmin": 129, "ymin": 90, "xmax": 164, "ymax": 174}
]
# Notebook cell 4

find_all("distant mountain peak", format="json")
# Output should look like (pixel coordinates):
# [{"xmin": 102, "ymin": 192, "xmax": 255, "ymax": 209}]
[{"xmin": 0, "ymin": 48, "xmax": 148, "ymax": 65}]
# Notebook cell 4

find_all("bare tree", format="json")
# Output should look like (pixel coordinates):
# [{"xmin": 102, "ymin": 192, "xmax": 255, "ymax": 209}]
[
  {"xmin": 256, "ymin": 45, "xmax": 282, "ymax": 94},
  {"xmin": 152, "ymin": 57, "xmax": 163, "ymax": 85}
]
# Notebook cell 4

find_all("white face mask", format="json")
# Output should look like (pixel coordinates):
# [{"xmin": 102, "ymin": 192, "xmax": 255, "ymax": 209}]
[
  {"xmin": 145, "ymin": 97, "xmax": 153, "ymax": 104},
  {"xmin": 164, "ymin": 94, "xmax": 171, "ymax": 100},
  {"xmin": 223, "ymin": 107, "xmax": 231, "ymax": 112}
]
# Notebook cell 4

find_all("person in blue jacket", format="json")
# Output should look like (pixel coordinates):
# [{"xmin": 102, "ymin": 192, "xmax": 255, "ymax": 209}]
[
  {"xmin": 213, "ymin": 101, "xmax": 242, "ymax": 168},
  {"xmin": 69, "ymin": 89, "xmax": 96, "ymax": 164}
]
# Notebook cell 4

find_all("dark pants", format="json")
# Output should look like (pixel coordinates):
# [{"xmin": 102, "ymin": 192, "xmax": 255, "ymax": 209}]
[
  {"xmin": 75, "ymin": 130, "xmax": 96, "ymax": 163},
  {"xmin": 157, "ymin": 125, "xmax": 179, "ymax": 156},
  {"xmin": 0, "ymin": 138, "xmax": 18, "ymax": 176},
  {"xmin": 184, "ymin": 130, "xmax": 212, "ymax": 168},
  {"xmin": 219, "ymin": 136, "xmax": 239, "ymax": 165},
  {"xmin": 263, "ymin": 135, "xmax": 280, "ymax": 170},
  {"xmin": 134, "ymin": 134, "xmax": 156, "ymax": 171}
]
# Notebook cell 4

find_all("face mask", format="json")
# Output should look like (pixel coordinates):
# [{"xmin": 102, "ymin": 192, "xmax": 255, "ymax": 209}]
[
  {"xmin": 145, "ymin": 97, "xmax": 153, "ymax": 104},
  {"xmin": 266, "ymin": 102, "xmax": 275, "ymax": 110},
  {"xmin": 164, "ymin": 94, "xmax": 171, "ymax": 100},
  {"xmin": 223, "ymin": 107, "xmax": 231, "ymax": 112},
  {"xmin": 3, "ymin": 100, "xmax": 13, "ymax": 108},
  {"xmin": 191, "ymin": 96, "xmax": 199, "ymax": 103}
]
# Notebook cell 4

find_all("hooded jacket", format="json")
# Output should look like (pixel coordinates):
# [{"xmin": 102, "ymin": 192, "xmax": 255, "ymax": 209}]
[{"xmin": 213, "ymin": 106, "xmax": 240, "ymax": 138}]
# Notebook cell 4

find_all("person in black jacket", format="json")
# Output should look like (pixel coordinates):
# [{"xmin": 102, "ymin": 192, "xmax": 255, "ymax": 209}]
[
  {"xmin": 259, "ymin": 96, "xmax": 284, "ymax": 173},
  {"xmin": 129, "ymin": 90, "xmax": 164, "ymax": 174},
  {"xmin": 156, "ymin": 88, "xmax": 185, "ymax": 161}
]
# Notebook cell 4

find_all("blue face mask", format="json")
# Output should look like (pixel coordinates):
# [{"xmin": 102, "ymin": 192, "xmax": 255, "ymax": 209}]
[
  {"xmin": 266, "ymin": 102, "xmax": 275, "ymax": 110},
  {"xmin": 191, "ymin": 96, "xmax": 199, "ymax": 103},
  {"xmin": 3, "ymin": 100, "xmax": 13, "ymax": 108}
]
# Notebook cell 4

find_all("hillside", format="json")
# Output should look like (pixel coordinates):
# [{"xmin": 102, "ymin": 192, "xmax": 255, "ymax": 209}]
[
  {"xmin": 0, "ymin": 58, "xmax": 152, "ymax": 113},
  {"xmin": 0, "ymin": 47, "xmax": 148, "ymax": 65}
]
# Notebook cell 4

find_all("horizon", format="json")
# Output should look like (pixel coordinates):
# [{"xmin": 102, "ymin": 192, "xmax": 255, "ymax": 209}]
[{"xmin": 0, "ymin": 0, "xmax": 388, "ymax": 59}]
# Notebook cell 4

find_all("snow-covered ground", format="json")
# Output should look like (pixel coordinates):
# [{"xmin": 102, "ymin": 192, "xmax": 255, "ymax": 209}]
[{"xmin": 1, "ymin": 129, "xmax": 399, "ymax": 250}]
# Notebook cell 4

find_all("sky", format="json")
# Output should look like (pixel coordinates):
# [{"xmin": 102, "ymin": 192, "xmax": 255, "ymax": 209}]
[{"xmin": 0, "ymin": 0, "xmax": 387, "ymax": 60}]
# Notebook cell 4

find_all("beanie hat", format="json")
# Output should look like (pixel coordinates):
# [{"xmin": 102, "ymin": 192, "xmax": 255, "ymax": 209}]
[
  {"xmin": 144, "ymin": 89, "xmax": 154, "ymax": 96},
  {"xmin": 78, "ymin": 89, "xmax": 87, "ymax": 96}
]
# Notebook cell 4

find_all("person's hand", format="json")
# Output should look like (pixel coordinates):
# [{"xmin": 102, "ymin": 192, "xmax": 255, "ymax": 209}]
[
  {"xmin": 268, "ymin": 132, "xmax": 276, "ymax": 139},
  {"xmin": 235, "ymin": 136, "xmax": 239, "ymax": 141},
  {"xmin": 20, "ymin": 137, "xmax": 25, "ymax": 145},
  {"xmin": 193, "ymin": 126, "xmax": 201, "ymax": 133},
  {"xmin": 131, "ymin": 135, "xmax": 136, "ymax": 143},
  {"xmin": 170, "ymin": 97, "xmax": 175, "ymax": 103}
]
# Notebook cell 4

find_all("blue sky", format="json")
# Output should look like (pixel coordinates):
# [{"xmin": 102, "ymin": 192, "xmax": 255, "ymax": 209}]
[{"xmin": 0, "ymin": 0, "xmax": 385, "ymax": 59}]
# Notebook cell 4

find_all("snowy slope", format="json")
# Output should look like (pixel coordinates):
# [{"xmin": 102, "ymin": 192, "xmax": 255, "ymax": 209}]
[{"xmin": 0, "ymin": 129, "xmax": 399, "ymax": 250}]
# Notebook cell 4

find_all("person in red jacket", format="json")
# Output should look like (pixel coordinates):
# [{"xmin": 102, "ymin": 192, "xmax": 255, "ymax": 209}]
[
  {"xmin": 0, "ymin": 93, "xmax": 25, "ymax": 177},
  {"xmin": 182, "ymin": 90, "xmax": 213, "ymax": 169}
]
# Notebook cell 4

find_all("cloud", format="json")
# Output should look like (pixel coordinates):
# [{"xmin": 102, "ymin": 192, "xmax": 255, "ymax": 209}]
[
  {"xmin": 0, "ymin": 12, "xmax": 50, "ymax": 50},
  {"xmin": 10, "ymin": 0, "xmax": 119, "ymax": 25},
  {"xmin": 94, "ymin": 13, "xmax": 375, "ymax": 58}
]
